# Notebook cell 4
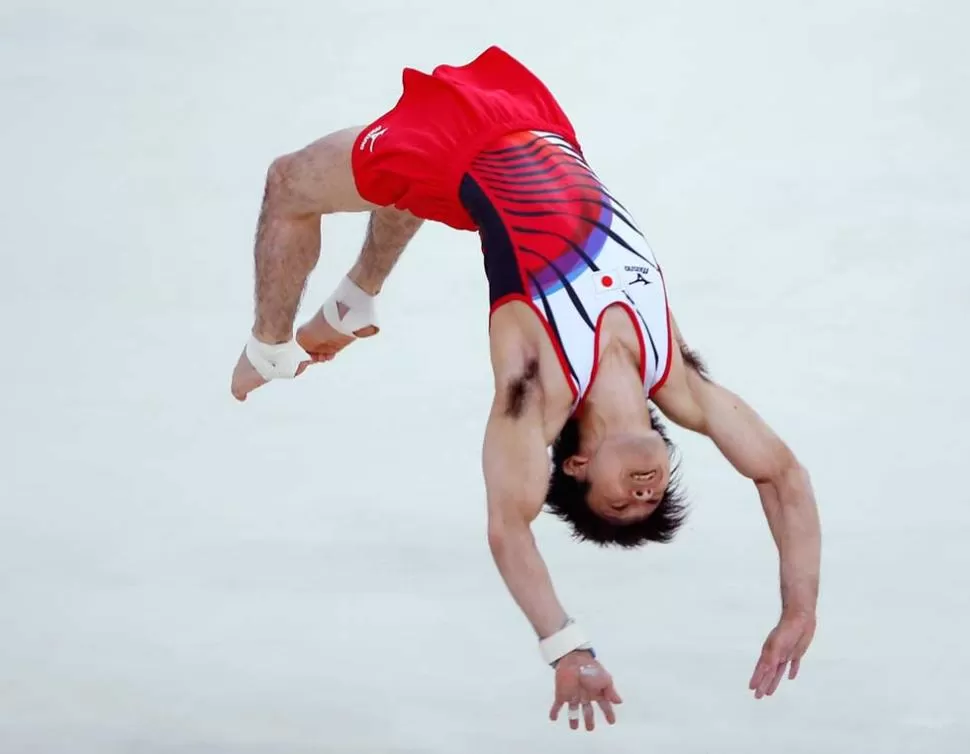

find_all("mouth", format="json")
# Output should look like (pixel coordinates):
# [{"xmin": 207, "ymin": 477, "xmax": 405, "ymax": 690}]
[{"xmin": 631, "ymin": 471, "xmax": 656, "ymax": 482}]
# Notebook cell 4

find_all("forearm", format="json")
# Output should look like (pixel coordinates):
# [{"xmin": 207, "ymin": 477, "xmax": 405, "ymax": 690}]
[
  {"xmin": 348, "ymin": 208, "xmax": 423, "ymax": 295},
  {"xmin": 758, "ymin": 464, "xmax": 821, "ymax": 616},
  {"xmin": 488, "ymin": 520, "xmax": 570, "ymax": 639}
]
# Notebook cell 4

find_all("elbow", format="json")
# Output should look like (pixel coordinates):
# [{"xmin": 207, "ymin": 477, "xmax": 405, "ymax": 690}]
[
  {"xmin": 768, "ymin": 455, "xmax": 812, "ymax": 501},
  {"xmin": 785, "ymin": 457, "xmax": 811, "ymax": 488},
  {"xmin": 487, "ymin": 520, "xmax": 509, "ymax": 557},
  {"xmin": 486, "ymin": 516, "xmax": 530, "ymax": 558}
]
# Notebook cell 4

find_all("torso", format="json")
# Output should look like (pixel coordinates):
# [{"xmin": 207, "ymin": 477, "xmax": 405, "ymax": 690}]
[{"xmin": 460, "ymin": 131, "xmax": 674, "ymax": 434}]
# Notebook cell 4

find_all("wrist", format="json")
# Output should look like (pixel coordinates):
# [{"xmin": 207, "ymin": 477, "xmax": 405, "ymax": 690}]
[
  {"xmin": 539, "ymin": 617, "xmax": 595, "ymax": 666},
  {"xmin": 781, "ymin": 604, "xmax": 816, "ymax": 621},
  {"xmin": 551, "ymin": 648, "xmax": 596, "ymax": 668}
]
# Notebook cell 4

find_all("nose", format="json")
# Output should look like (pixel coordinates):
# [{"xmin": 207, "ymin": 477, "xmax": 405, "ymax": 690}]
[{"xmin": 629, "ymin": 470, "xmax": 659, "ymax": 501}]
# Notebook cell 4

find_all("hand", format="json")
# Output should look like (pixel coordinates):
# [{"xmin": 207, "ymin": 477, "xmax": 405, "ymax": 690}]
[
  {"xmin": 548, "ymin": 651, "xmax": 623, "ymax": 732},
  {"xmin": 749, "ymin": 611, "xmax": 816, "ymax": 699},
  {"xmin": 229, "ymin": 347, "xmax": 309, "ymax": 402},
  {"xmin": 296, "ymin": 309, "xmax": 377, "ymax": 364}
]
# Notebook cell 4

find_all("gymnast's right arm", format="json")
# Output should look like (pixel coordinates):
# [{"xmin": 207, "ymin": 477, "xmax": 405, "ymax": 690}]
[
  {"xmin": 481, "ymin": 400, "xmax": 571, "ymax": 641},
  {"xmin": 482, "ymin": 399, "xmax": 623, "ymax": 730}
]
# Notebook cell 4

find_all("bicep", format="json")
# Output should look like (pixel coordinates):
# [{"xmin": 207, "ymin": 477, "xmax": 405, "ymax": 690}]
[
  {"xmin": 481, "ymin": 406, "xmax": 550, "ymax": 526},
  {"xmin": 696, "ymin": 379, "xmax": 795, "ymax": 483}
]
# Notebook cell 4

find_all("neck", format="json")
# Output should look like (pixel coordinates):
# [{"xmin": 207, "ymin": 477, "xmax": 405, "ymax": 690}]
[{"xmin": 577, "ymin": 346, "xmax": 652, "ymax": 452}]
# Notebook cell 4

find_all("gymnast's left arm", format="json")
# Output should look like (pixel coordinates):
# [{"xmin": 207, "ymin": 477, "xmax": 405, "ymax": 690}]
[{"xmin": 687, "ymin": 372, "xmax": 821, "ymax": 699}]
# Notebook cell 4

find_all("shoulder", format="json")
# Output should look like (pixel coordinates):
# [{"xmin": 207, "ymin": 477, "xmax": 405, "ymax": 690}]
[
  {"xmin": 651, "ymin": 313, "xmax": 715, "ymax": 434},
  {"xmin": 489, "ymin": 303, "xmax": 574, "ymax": 434}
]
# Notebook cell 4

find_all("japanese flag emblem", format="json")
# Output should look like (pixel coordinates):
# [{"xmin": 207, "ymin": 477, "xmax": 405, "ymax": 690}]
[{"xmin": 593, "ymin": 269, "xmax": 623, "ymax": 293}]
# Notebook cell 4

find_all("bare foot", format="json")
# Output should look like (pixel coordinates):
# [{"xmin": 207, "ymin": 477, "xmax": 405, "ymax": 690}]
[{"xmin": 296, "ymin": 309, "xmax": 378, "ymax": 362}]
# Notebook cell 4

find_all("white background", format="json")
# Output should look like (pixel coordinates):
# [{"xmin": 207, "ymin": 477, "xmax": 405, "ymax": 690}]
[{"xmin": 1, "ymin": 1, "xmax": 968, "ymax": 751}]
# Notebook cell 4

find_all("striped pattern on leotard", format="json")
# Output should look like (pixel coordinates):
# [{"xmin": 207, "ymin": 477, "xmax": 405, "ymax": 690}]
[{"xmin": 459, "ymin": 130, "xmax": 673, "ymax": 405}]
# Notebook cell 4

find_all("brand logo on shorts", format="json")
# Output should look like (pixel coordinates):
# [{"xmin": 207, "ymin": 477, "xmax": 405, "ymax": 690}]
[{"xmin": 360, "ymin": 125, "xmax": 388, "ymax": 152}]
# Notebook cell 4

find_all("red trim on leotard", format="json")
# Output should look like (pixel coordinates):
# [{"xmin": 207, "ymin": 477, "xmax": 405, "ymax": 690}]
[
  {"xmin": 615, "ymin": 302, "xmax": 648, "ymax": 386},
  {"xmin": 490, "ymin": 294, "xmax": 580, "ymax": 403},
  {"xmin": 574, "ymin": 302, "xmax": 647, "ymax": 413},
  {"xmin": 648, "ymin": 268, "xmax": 674, "ymax": 397}
]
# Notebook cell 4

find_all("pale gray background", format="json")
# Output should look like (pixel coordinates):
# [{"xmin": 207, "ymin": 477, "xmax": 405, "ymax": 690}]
[{"xmin": 2, "ymin": 0, "xmax": 968, "ymax": 752}]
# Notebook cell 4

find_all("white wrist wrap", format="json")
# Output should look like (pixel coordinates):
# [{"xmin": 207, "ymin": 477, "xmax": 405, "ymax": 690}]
[
  {"xmin": 539, "ymin": 622, "xmax": 593, "ymax": 665},
  {"xmin": 245, "ymin": 336, "xmax": 309, "ymax": 381},
  {"xmin": 320, "ymin": 276, "xmax": 378, "ymax": 336}
]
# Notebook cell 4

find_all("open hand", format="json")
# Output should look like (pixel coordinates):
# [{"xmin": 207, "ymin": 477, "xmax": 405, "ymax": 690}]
[
  {"xmin": 549, "ymin": 651, "xmax": 623, "ymax": 732},
  {"xmin": 749, "ymin": 611, "xmax": 816, "ymax": 699}
]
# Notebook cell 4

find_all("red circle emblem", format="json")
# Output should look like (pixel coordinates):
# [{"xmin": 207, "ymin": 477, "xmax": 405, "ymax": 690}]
[{"xmin": 601, "ymin": 275, "xmax": 613, "ymax": 287}]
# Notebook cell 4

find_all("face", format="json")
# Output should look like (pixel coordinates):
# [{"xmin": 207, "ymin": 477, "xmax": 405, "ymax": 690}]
[{"xmin": 564, "ymin": 430, "xmax": 670, "ymax": 523}]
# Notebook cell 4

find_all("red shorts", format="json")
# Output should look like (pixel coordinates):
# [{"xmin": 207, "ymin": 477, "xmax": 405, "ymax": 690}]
[{"xmin": 351, "ymin": 46, "xmax": 581, "ymax": 231}]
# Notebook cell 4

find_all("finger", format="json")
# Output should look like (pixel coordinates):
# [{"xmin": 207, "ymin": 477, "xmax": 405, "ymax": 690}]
[
  {"xmin": 756, "ymin": 661, "xmax": 786, "ymax": 699},
  {"xmin": 596, "ymin": 699, "xmax": 616, "ymax": 725},
  {"xmin": 749, "ymin": 655, "xmax": 772, "ymax": 692},
  {"xmin": 567, "ymin": 700, "xmax": 580, "ymax": 731},
  {"xmin": 576, "ymin": 692, "xmax": 590, "ymax": 732},
  {"xmin": 549, "ymin": 699, "xmax": 563, "ymax": 721},
  {"xmin": 583, "ymin": 701, "xmax": 595, "ymax": 732},
  {"xmin": 765, "ymin": 660, "xmax": 789, "ymax": 696},
  {"xmin": 788, "ymin": 657, "xmax": 801, "ymax": 680},
  {"xmin": 751, "ymin": 651, "xmax": 779, "ymax": 697},
  {"xmin": 608, "ymin": 685, "xmax": 623, "ymax": 705},
  {"xmin": 751, "ymin": 641, "xmax": 784, "ymax": 692},
  {"xmin": 753, "ymin": 660, "xmax": 776, "ymax": 698}
]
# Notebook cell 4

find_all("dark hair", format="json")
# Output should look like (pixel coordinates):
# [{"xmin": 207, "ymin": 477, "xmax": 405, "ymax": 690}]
[{"xmin": 544, "ymin": 406, "xmax": 688, "ymax": 547}]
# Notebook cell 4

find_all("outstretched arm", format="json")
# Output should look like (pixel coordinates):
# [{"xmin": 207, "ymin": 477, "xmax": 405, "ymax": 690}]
[
  {"xmin": 482, "ymin": 400, "xmax": 570, "ymax": 639},
  {"xmin": 657, "ymin": 327, "xmax": 820, "ymax": 698},
  {"xmin": 482, "ymin": 396, "xmax": 623, "ymax": 731},
  {"xmin": 686, "ymin": 373, "xmax": 821, "ymax": 619},
  {"xmin": 691, "ymin": 373, "xmax": 820, "ymax": 698}
]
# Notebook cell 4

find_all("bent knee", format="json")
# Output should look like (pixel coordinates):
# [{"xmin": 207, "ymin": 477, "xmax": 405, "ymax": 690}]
[{"xmin": 262, "ymin": 129, "xmax": 368, "ymax": 215}]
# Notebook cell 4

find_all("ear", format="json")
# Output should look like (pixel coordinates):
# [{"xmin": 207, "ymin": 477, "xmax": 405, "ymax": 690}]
[{"xmin": 562, "ymin": 455, "xmax": 589, "ymax": 479}]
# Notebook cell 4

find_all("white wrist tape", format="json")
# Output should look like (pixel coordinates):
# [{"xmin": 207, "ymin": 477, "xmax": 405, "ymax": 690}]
[
  {"xmin": 320, "ymin": 276, "xmax": 378, "ymax": 337},
  {"xmin": 245, "ymin": 335, "xmax": 310, "ymax": 381},
  {"xmin": 539, "ymin": 621, "xmax": 593, "ymax": 665}
]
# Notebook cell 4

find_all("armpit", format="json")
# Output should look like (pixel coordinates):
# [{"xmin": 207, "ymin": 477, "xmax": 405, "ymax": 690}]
[
  {"xmin": 503, "ymin": 358, "xmax": 540, "ymax": 418},
  {"xmin": 679, "ymin": 342, "xmax": 711, "ymax": 381}
]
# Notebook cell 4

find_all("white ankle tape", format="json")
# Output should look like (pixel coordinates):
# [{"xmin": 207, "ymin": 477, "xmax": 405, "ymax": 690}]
[
  {"xmin": 245, "ymin": 336, "xmax": 309, "ymax": 381},
  {"xmin": 321, "ymin": 276, "xmax": 378, "ymax": 337},
  {"xmin": 539, "ymin": 621, "xmax": 593, "ymax": 665}
]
